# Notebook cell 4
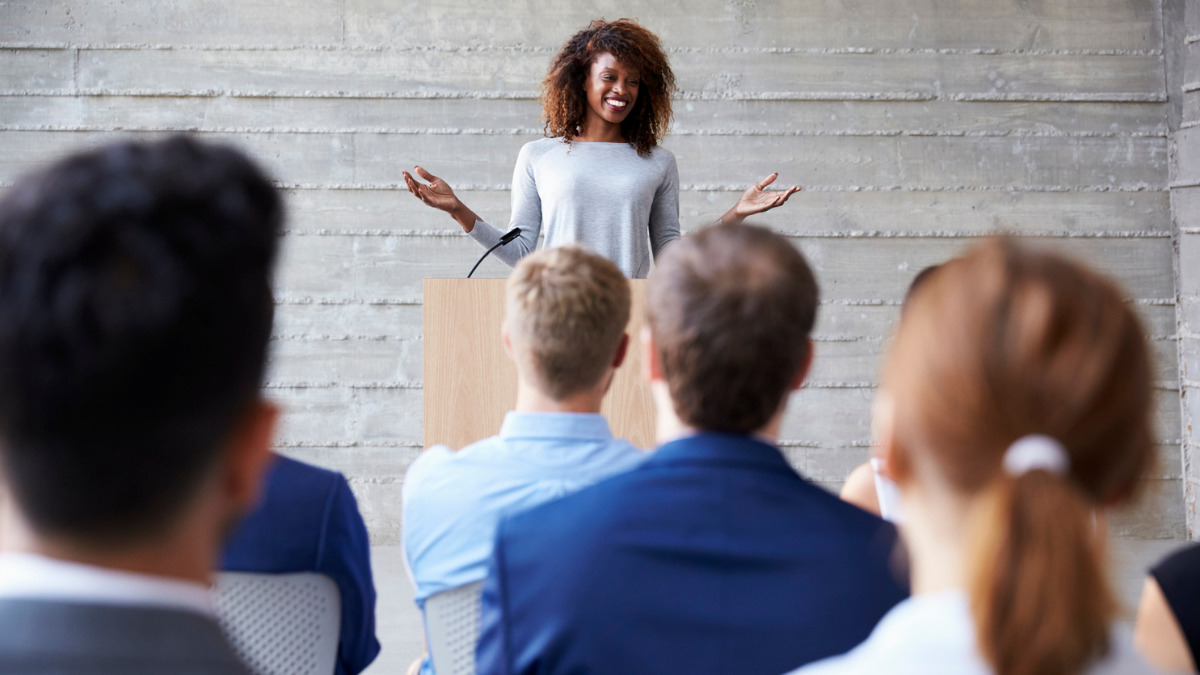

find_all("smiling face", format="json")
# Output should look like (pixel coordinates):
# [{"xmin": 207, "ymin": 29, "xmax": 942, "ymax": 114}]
[{"xmin": 582, "ymin": 51, "xmax": 640, "ymax": 137}]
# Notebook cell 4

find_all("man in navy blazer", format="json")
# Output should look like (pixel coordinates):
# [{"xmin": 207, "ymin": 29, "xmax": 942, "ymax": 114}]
[
  {"xmin": 475, "ymin": 223, "xmax": 908, "ymax": 675},
  {"xmin": 222, "ymin": 453, "xmax": 380, "ymax": 675}
]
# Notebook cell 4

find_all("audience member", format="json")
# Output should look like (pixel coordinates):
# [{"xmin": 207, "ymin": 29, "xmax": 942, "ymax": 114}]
[
  {"xmin": 222, "ymin": 453, "xmax": 380, "ymax": 675},
  {"xmin": 1134, "ymin": 543, "xmax": 1200, "ymax": 672},
  {"xmin": 475, "ymin": 223, "xmax": 907, "ymax": 675},
  {"xmin": 790, "ymin": 239, "xmax": 1155, "ymax": 675},
  {"xmin": 402, "ymin": 245, "xmax": 646, "ymax": 674},
  {"xmin": 0, "ymin": 137, "xmax": 282, "ymax": 673},
  {"xmin": 840, "ymin": 264, "xmax": 938, "ymax": 522}
]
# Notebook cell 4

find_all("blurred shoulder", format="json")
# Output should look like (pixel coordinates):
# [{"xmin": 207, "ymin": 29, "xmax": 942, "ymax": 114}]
[
  {"xmin": 268, "ymin": 454, "xmax": 344, "ymax": 492},
  {"xmin": 839, "ymin": 462, "xmax": 882, "ymax": 517},
  {"xmin": 403, "ymin": 444, "xmax": 457, "ymax": 494}
]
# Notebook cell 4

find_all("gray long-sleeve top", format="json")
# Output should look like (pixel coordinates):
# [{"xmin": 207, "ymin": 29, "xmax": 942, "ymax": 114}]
[{"xmin": 467, "ymin": 138, "xmax": 680, "ymax": 279}]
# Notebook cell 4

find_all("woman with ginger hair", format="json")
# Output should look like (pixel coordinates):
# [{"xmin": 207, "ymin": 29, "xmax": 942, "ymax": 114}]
[
  {"xmin": 791, "ymin": 239, "xmax": 1156, "ymax": 675},
  {"xmin": 402, "ymin": 19, "xmax": 797, "ymax": 278}
]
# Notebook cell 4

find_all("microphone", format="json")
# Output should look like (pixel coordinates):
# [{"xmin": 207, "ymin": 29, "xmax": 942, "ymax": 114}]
[{"xmin": 467, "ymin": 227, "xmax": 522, "ymax": 278}]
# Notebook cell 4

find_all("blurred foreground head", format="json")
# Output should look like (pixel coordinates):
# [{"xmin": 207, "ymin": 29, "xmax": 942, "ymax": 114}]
[
  {"xmin": 647, "ymin": 223, "xmax": 819, "ymax": 434},
  {"xmin": 0, "ymin": 136, "xmax": 282, "ymax": 550},
  {"xmin": 882, "ymin": 238, "xmax": 1153, "ymax": 675}
]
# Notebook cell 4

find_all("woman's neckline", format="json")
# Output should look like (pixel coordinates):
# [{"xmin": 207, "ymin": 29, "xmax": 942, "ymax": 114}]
[{"xmin": 567, "ymin": 139, "xmax": 631, "ymax": 145}]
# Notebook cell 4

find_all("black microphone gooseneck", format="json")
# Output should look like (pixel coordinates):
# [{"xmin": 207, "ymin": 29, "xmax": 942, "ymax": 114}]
[{"xmin": 467, "ymin": 227, "xmax": 522, "ymax": 278}]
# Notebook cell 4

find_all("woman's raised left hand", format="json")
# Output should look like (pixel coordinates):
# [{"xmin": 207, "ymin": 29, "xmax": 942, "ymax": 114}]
[{"xmin": 720, "ymin": 173, "xmax": 801, "ymax": 225}]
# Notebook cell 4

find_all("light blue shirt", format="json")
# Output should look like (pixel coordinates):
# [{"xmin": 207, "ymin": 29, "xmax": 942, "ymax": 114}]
[{"xmin": 402, "ymin": 412, "xmax": 645, "ymax": 607}]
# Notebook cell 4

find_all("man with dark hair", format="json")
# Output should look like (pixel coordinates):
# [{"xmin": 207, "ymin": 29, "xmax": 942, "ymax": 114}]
[
  {"xmin": 476, "ymin": 224, "xmax": 908, "ymax": 675},
  {"xmin": 0, "ymin": 136, "xmax": 281, "ymax": 674}
]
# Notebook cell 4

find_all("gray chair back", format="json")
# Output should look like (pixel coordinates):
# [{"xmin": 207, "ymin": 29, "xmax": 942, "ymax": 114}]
[
  {"xmin": 215, "ymin": 571, "xmax": 341, "ymax": 675},
  {"xmin": 424, "ymin": 580, "xmax": 484, "ymax": 675}
]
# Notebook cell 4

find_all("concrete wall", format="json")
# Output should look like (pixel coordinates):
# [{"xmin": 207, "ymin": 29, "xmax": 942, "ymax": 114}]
[
  {"xmin": 0, "ymin": 0, "xmax": 1185, "ymax": 670},
  {"xmin": 1174, "ymin": 0, "xmax": 1200, "ymax": 537}
]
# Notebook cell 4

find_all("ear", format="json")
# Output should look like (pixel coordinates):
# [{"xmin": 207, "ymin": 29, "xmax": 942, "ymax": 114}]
[
  {"xmin": 222, "ymin": 399, "xmax": 279, "ymax": 515},
  {"xmin": 789, "ymin": 339, "xmax": 815, "ymax": 392},
  {"xmin": 611, "ymin": 333, "xmax": 630, "ymax": 370},
  {"xmin": 871, "ymin": 390, "xmax": 905, "ymax": 482},
  {"xmin": 502, "ymin": 322, "xmax": 514, "ymax": 360},
  {"xmin": 641, "ymin": 327, "xmax": 664, "ymax": 384}
]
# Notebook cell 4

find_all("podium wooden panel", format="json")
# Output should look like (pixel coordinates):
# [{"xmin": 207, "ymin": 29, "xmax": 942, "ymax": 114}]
[{"xmin": 423, "ymin": 278, "xmax": 655, "ymax": 451}]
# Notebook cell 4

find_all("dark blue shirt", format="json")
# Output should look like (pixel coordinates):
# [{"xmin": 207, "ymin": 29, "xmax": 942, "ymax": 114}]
[{"xmin": 222, "ymin": 455, "xmax": 380, "ymax": 675}]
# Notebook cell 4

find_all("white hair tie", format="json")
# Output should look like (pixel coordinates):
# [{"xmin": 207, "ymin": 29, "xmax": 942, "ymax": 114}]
[{"xmin": 1002, "ymin": 435, "xmax": 1070, "ymax": 477}]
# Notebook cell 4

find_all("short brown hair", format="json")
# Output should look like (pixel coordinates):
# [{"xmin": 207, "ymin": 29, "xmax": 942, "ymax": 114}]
[
  {"xmin": 506, "ymin": 245, "xmax": 631, "ymax": 399},
  {"xmin": 541, "ymin": 19, "xmax": 676, "ymax": 157},
  {"xmin": 647, "ymin": 224, "xmax": 819, "ymax": 432}
]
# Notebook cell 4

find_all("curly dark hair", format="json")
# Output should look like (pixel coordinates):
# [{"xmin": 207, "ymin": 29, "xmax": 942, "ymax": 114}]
[{"xmin": 541, "ymin": 19, "xmax": 676, "ymax": 157}]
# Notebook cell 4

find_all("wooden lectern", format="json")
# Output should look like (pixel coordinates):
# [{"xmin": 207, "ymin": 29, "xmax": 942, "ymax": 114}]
[{"xmin": 423, "ymin": 279, "xmax": 656, "ymax": 451}]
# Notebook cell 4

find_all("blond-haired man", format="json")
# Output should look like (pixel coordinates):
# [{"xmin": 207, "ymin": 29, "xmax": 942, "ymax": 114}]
[{"xmin": 402, "ymin": 245, "xmax": 645, "ymax": 675}]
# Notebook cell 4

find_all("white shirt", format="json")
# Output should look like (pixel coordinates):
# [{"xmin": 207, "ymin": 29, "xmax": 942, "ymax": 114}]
[
  {"xmin": 0, "ymin": 552, "xmax": 216, "ymax": 618},
  {"xmin": 869, "ymin": 458, "xmax": 904, "ymax": 524},
  {"xmin": 787, "ymin": 590, "xmax": 1155, "ymax": 675}
]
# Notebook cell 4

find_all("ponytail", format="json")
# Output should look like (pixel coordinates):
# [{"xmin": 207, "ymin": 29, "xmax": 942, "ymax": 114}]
[
  {"xmin": 885, "ymin": 239, "xmax": 1154, "ymax": 675},
  {"xmin": 967, "ymin": 470, "xmax": 1115, "ymax": 675}
]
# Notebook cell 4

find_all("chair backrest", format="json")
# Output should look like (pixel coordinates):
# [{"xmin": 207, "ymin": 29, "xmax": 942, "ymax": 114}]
[
  {"xmin": 424, "ymin": 580, "xmax": 485, "ymax": 675},
  {"xmin": 215, "ymin": 571, "xmax": 341, "ymax": 675}
]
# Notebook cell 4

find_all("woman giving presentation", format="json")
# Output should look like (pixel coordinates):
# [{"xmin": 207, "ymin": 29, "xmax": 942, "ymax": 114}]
[{"xmin": 403, "ymin": 19, "xmax": 798, "ymax": 278}]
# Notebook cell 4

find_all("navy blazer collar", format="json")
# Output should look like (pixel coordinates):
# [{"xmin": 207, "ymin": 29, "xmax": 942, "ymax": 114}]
[{"xmin": 645, "ymin": 432, "xmax": 797, "ymax": 476}]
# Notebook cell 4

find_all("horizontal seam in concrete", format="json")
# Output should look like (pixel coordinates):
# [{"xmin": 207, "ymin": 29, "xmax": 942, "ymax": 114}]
[
  {"xmin": 268, "ymin": 297, "xmax": 1175, "ymax": 309},
  {"xmin": 760, "ymin": 229, "xmax": 1174, "ymax": 239},
  {"xmin": 270, "ymin": 334, "xmax": 421, "ymax": 341},
  {"xmin": 0, "ymin": 181, "xmax": 1163, "ymax": 193},
  {"xmin": 0, "ymin": 89, "xmax": 1167, "ymax": 103},
  {"xmin": 691, "ymin": 184, "xmax": 1170, "ymax": 193},
  {"xmin": 946, "ymin": 93, "xmax": 1166, "ymax": 102},
  {"xmin": 776, "ymin": 440, "xmax": 871, "ymax": 449},
  {"xmin": 800, "ymin": 381, "xmax": 873, "ymax": 389},
  {"xmin": 344, "ymin": 476, "xmax": 404, "ymax": 485},
  {"xmin": 810, "ymin": 336, "xmax": 886, "ymax": 343},
  {"xmin": 282, "ymin": 228, "xmax": 1174, "ymax": 239},
  {"xmin": 259, "ymin": 379, "xmax": 962, "ymax": 392},
  {"xmin": 0, "ymin": 44, "xmax": 1166, "ymax": 55},
  {"xmin": 275, "ymin": 296, "xmax": 422, "ymax": 306},
  {"xmin": 816, "ymin": 298, "xmax": 1176, "ymax": 307},
  {"xmin": 0, "ymin": 124, "xmax": 1167, "ymax": 138},
  {"xmin": 765, "ymin": 444, "xmax": 1181, "ymax": 455},
  {"xmin": 270, "ymin": 183, "xmax": 1176, "ymax": 193},
  {"xmin": 264, "ymin": 381, "xmax": 423, "ymax": 389},
  {"xmin": 275, "ymin": 440, "xmax": 422, "ymax": 448},
  {"xmin": 264, "ymin": 332, "xmax": 1174, "ymax": 343}
]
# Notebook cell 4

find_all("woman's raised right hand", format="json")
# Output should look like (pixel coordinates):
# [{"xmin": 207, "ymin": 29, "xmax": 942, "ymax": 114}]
[
  {"xmin": 402, "ymin": 166, "xmax": 461, "ymax": 213},
  {"xmin": 403, "ymin": 165, "xmax": 481, "ymax": 232}
]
